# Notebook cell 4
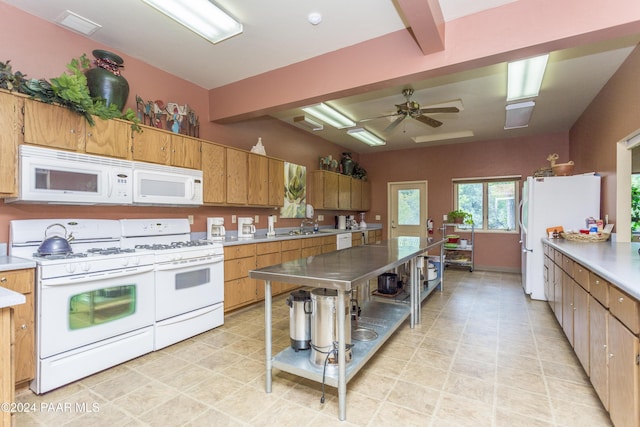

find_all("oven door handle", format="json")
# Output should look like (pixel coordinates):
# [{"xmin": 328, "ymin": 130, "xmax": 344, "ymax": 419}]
[
  {"xmin": 42, "ymin": 265, "xmax": 155, "ymax": 286},
  {"xmin": 154, "ymin": 255, "xmax": 224, "ymax": 271}
]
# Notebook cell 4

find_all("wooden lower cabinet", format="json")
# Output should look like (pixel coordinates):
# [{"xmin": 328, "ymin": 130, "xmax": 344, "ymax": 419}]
[
  {"xmin": 0, "ymin": 268, "xmax": 34, "ymax": 387},
  {"xmin": 224, "ymin": 245, "xmax": 256, "ymax": 311},
  {"xmin": 1, "ymin": 306, "xmax": 15, "ymax": 427},
  {"xmin": 544, "ymin": 243, "xmax": 639, "ymax": 427},
  {"xmin": 590, "ymin": 297, "xmax": 609, "ymax": 409},
  {"xmin": 279, "ymin": 240, "xmax": 301, "ymax": 293},
  {"xmin": 256, "ymin": 242, "xmax": 282, "ymax": 300},
  {"xmin": 608, "ymin": 314, "xmax": 639, "ymax": 427}
]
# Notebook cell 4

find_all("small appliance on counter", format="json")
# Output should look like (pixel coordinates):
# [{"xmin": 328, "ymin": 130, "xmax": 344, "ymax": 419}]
[
  {"xmin": 237, "ymin": 217, "xmax": 256, "ymax": 239},
  {"xmin": 267, "ymin": 215, "xmax": 276, "ymax": 238},
  {"xmin": 336, "ymin": 215, "xmax": 347, "ymax": 230},
  {"xmin": 207, "ymin": 217, "xmax": 226, "ymax": 240}
]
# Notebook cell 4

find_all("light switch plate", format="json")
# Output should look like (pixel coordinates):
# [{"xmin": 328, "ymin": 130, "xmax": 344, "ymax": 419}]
[
  {"xmin": 375, "ymin": 215, "xmax": 381, "ymax": 220},
  {"xmin": 255, "ymin": 215, "xmax": 259, "ymax": 223},
  {"xmin": 443, "ymin": 214, "xmax": 448, "ymax": 220},
  {"xmin": 187, "ymin": 215, "xmax": 194, "ymax": 225},
  {"xmin": 231, "ymin": 215, "xmax": 236, "ymax": 224},
  {"xmin": 318, "ymin": 215, "xmax": 324, "ymax": 221}
]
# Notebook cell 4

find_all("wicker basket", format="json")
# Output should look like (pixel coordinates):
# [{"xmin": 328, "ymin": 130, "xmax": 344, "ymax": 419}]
[{"xmin": 561, "ymin": 232, "xmax": 610, "ymax": 242}]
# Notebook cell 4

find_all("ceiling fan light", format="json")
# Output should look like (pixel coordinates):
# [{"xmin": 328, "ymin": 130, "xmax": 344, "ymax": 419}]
[
  {"xmin": 301, "ymin": 103, "xmax": 355, "ymax": 129},
  {"xmin": 141, "ymin": 0, "xmax": 242, "ymax": 44},
  {"xmin": 293, "ymin": 115, "xmax": 323, "ymax": 131},
  {"xmin": 507, "ymin": 54, "xmax": 549, "ymax": 101},
  {"xmin": 504, "ymin": 101, "xmax": 535, "ymax": 129},
  {"xmin": 347, "ymin": 128, "xmax": 386, "ymax": 146}
]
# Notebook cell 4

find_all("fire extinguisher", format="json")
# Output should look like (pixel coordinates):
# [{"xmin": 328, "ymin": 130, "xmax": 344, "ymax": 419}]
[{"xmin": 427, "ymin": 218, "xmax": 434, "ymax": 234}]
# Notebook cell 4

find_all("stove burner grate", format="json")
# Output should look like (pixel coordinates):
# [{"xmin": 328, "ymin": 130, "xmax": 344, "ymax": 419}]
[{"xmin": 33, "ymin": 252, "xmax": 87, "ymax": 260}]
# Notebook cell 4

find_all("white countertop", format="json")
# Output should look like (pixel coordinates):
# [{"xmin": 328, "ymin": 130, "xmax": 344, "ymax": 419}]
[
  {"xmin": 221, "ymin": 226, "xmax": 381, "ymax": 246},
  {"xmin": 0, "ymin": 255, "xmax": 37, "ymax": 272},
  {"xmin": 0, "ymin": 286, "xmax": 25, "ymax": 308},
  {"xmin": 544, "ymin": 239, "xmax": 640, "ymax": 300}
]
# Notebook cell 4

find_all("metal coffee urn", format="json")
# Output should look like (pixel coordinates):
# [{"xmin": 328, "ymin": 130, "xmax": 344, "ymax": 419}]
[
  {"xmin": 310, "ymin": 288, "xmax": 352, "ymax": 367},
  {"xmin": 286, "ymin": 290, "xmax": 311, "ymax": 351}
]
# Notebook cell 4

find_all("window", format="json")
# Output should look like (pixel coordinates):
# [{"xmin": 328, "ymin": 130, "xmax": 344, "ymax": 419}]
[{"xmin": 453, "ymin": 176, "xmax": 520, "ymax": 232}]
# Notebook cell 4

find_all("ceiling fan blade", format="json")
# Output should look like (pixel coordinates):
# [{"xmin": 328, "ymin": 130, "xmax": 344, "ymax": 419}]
[
  {"xmin": 419, "ymin": 106, "xmax": 460, "ymax": 114},
  {"xmin": 414, "ymin": 114, "xmax": 443, "ymax": 128},
  {"xmin": 358, "ymin": 113, "xmax": 399, "ymax": 123},
  {"xmin": 384, "ymin": 115, "xmax": 406, "ymax": 132}
]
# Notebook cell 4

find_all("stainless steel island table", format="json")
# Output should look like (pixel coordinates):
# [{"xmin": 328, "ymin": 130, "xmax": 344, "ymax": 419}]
[{"xmin": 249, "ymin": 237, "xmax": 444, "ymax": 421}]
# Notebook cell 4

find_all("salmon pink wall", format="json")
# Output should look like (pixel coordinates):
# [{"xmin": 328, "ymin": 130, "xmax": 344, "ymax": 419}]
[
  {"xmin": 570, "ymin": 44, "xmax": 640, "ymax": 225},
  {"xmin": 0, "ymin": 4, "xmax": 352, "ymax": 244},
  {"xmin": 359, "ymin": 133, "xmax": 570, "ymax": 271}
]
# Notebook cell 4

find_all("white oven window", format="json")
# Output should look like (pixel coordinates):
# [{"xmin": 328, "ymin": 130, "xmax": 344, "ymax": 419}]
[
  {"xmin": 175, "ymin": 268, "xmax": 210, "ymax": 290},
  {"xmin": 69, "ymin": 285, "xmax": 137, "ymax": 330}
]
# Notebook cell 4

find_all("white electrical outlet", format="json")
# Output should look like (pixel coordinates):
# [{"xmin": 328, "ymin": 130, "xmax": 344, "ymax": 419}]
[
  {"xmin": 375, "ymin": 215, "xmax": 381, "ymax": 221},
  {"xmin": 231, "ymin": 215, "xmax": 236, "ymax": 224},
  {"xmin": 318, "ymin": 215, "xmax": 324, "ymax": 221},
  {"xmin": 443, "ymin": 214, "xmax": 448, "ymax": 221},
  {"xmin": 187, "ymin": 215, "xmax": 194, "ymax": 225},
  {"xmin": 255, "ymin": 215, "xmax": 259, "ymax": 223}
]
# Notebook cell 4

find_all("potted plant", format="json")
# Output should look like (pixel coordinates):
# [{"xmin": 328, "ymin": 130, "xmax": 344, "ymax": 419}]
[{"xmin": 447, "ymin": 209, "xmax": 472, "ymax": 224}]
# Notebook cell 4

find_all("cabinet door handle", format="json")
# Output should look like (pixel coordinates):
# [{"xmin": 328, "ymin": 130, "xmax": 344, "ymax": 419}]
[
  {"xmin": 20, "ymin": 324, "xmax": 27, "ymax": 330},
  {"xmin": 0, "ymin": 277, "xmax": 6, "ymax": 283}
]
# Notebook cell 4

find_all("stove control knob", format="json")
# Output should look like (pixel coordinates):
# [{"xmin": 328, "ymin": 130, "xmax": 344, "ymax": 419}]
[
  {"xmin": 132, "ymin": 257, "xmax": 140, "ymax": 265},
  {"xmin": 65, "ymin": 264, "xmax": 76, "ymax": 274},
  {"xmin": 173, "ymin": 254, "xmax": 183, "ymax": 261},
  {"xmin": 80, "ymin": 262, "xmax": 91, "ymax": 272},
  {"xmin": 121, "ymin": 258, "xmax": 130, "ymax": 267}
]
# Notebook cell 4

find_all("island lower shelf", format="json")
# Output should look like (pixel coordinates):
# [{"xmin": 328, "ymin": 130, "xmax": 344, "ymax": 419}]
[{"xmin": 272, "ymin": 278, "xmax": 441, "ymax": 388}]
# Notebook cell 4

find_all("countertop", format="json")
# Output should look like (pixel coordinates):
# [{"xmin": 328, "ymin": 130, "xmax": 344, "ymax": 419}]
[
  {"xmin": 220, "ymin": 225, "xmax": 381, "ymax": 246},
  {"xmin": 0, "ymin": 256, "xmax": 36, "ymax": 272},
  {"xmin": 544, "ymin": 239, "xmax": 640, "ymax": 300},
  {"xmin": 249, "ymin": 236, "xmax": 442, "ymax": 291}
]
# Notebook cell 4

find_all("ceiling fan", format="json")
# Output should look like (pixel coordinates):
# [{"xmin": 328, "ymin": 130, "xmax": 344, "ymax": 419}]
[{"xmin": 361, "ymin": 88, "xmax": 460, "ymax": 132}]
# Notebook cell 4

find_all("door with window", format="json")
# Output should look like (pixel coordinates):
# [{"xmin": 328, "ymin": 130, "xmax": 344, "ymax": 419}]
[{"xmin": 388, "ymin": 181, "xmax": 427, "ymax": 238}]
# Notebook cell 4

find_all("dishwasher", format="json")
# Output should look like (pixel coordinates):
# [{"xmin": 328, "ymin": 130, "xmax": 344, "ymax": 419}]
[{"xmin": 336, "ymin": 233, "xmax": 352, "ymax": 250}]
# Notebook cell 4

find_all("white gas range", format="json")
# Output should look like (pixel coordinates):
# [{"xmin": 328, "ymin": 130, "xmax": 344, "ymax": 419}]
[
  {"xmin": 120, "ymin": 219, "xmax": 224, "ymax": 350},
  {"xmin": 9, "ymin": 218, "xmax": 224, "ymax": 394}
]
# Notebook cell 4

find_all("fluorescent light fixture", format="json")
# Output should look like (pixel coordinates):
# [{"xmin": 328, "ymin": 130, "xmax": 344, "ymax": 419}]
[
  {"xmin": 347, "ymin": 128, "xmax": 386, "ymax": 146},
  {"xmin": 141, "ymin": 0, "xmax": 242, "ymax": 44},
  {"xmin": 301, "ymin": 103, "xmax": 356, "ymax": 129},
  {"xmin": 505, "ymin": 101, "xmax": 535, "ymax": 129},
  {"xmin": 55, "ymin": 10, "xmax": 102, "ymax": 36},
  {"xmin": 294, "ymin": 115, "xmax": 323, "ymax": 131},
  {"xmin": 507, "ymin": 54, "xmax": 549, "ymax": 101},
  {"xmin": 412, "ymin": 130, "xmax": 474, "ymax": 144}
]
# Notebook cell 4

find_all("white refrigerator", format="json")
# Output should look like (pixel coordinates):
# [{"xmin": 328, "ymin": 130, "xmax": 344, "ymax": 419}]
[{"xmin": 519, "ymin": 174, "xmax": 601, "ymax": 300}]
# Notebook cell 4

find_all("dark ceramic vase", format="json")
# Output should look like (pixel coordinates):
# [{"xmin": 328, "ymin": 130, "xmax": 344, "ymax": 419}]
[
  {"xmin": 341, "ymin": 152, "xmax": 354, "ymax": 176},
  {"xmin": 85, "ymin": 50, "xmax": 129, "ymax": 111}
]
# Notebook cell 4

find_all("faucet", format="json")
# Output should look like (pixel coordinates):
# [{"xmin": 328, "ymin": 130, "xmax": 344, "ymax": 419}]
[{"xmin": 300, "ymin": 218, "xmax": 316, "ymax": 234}]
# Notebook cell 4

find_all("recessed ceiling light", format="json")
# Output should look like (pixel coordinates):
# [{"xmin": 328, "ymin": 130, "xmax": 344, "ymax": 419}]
[
  {"xmin": 412, "ymin": 131, "xmax": 474, "ymax": 143},
  {"xmin": 308, "ymin": 12, "xmax": 322, "ymax": 25},
  {"xmin": 504, "ymin": 101, "xmax": 536, "ymax": 129},
  {"xmin": 55, "ymin": 10, "xmax": 102, "ymax": 36}
]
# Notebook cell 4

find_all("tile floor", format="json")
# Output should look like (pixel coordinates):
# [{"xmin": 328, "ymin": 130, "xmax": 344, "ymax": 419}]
[{"xmin": 14, "ymin": 270, "xmax": 612, "ymax": 426}]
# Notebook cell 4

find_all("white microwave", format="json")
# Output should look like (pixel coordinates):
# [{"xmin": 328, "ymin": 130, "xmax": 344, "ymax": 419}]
[
  {"xmin": 7, "ymin": 145, "xmax": 133, "ymax": 205},
  {"xmin": 132, "ymin": 162, "xmax": 203, "ymax": 206}
]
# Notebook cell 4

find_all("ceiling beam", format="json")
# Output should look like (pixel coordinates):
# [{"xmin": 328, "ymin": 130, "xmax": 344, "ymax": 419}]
[
  {"xmin": 395, "ymin": 0, "xmax": 445, "ymax": 55},
  {"xmin": 208, "ymin": 0, "xmax": 640, "ymax": 123}
]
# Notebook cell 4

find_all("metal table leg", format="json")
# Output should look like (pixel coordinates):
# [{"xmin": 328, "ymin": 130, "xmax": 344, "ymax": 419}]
[
  {"xmin": 337, "ymin": 288, "xmax": 347, "ymax": 421},
  {"xmin": 264, "ymin": 280, "xmax": 272, "ymax": 393}
]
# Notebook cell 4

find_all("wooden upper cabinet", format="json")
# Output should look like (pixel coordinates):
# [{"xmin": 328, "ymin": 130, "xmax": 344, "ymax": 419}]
[
  {"xmin": 85, "ymin": 117, "xmax": 131, "ymax": 159},
  {"xmin": 202, "ymin": 142, "xmax": 226, "ymax": 204},
  {"xmin": 361, "ymin": 180, "xmax": 371, "ymax": 211},
  {"xmin": 338, "ymin": 174, "xmax": 351, "ymax": 209},
  {"xmin": 171, "ymin": 134, "xmax": 201, "ymax": 169},
  {"xmin": 0, "ymin": 91, "xmax": 20, "ymax": 194},
  {"xmin": 351, "ymin": 178, "xmax": 362, "ymax": 211},
  {"xmin": 226, "ymin": 147, "xmax": 248, "ymax": 204},
  {"xmin": 132, "ymin": 124, "xmax": 171, "ymax": 164},
  {"xmin": 268, "ymin": 158, "xmax": 284, "ymax": 207},
  {"xmin": 248, "ymin": 153, "xmax": 269, "ymax": 205},
  {"xmin": 308, "ymin": 170, "xmax": 339, "ymax": 210},
  {"xmin": 23, "ymin": 98, "xmax": 85, "ymax": 151}
]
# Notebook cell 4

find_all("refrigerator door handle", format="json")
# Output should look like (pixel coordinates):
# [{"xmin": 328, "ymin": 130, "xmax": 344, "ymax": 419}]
[
  {"xmin": 518, "ymin": 199, "xmax": 533, "ymax": 252},
  {"xmin": 518, "ymin": 199, "xmax": 527, "ymax": 234}
]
